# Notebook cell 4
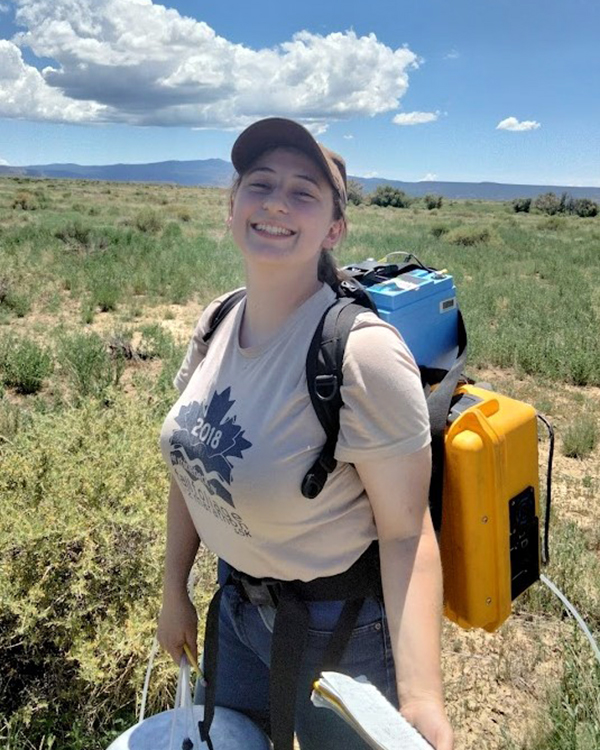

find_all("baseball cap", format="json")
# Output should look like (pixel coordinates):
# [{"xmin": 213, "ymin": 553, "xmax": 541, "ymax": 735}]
[{"xmin": 231, "ymin": 117, "xmax": 347, "ymax": 205}]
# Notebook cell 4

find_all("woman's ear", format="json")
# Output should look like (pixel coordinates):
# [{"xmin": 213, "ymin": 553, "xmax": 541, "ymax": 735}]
[
  {"xmin": 323, "ymin": 219, "xmax": 344, "ymax": 249},
  {"xmin": 226, "ymin": 214, "xmax": 232, "ymax": 228}
]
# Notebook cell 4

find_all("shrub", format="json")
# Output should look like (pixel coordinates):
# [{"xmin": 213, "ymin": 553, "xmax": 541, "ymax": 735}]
[
  {"xmin": 512, "ymin": 197, "xmax": 532, "ymax": 213},
  {"xmin": 137, "ymin": 324, "xmax": 175, "ymax": 360},
  {"xmin": 369, "ymin": 185, "xmax": 412, "ymax": 208},
  {"xmin": 135, "ymin": 209, "xmax": 164, "ymax": 233},
  {"xmin": 0, "ymin": 278, "xmax": 30, "ymax": 318},
  {"xmin": 537, "ymin": 216, "xmax": 565, "ymax": 232},
  {"xmin": 424, "ymin": 194, "xmax": 443, "ymax": 210},
  {"xmin": 562, "ymin": 415, "xmax": 598, "ymax": 458},
  {"xmin": 11, "ymin": 191, "xmax": 39, "ymax": 211},
  {"xmin": 0, "ymin": 337, "xmax": 53, "ymax": 394},
  {"xmin": 346, "ymin": 180, "xmax": 365, "ymax": 206},
  {"xmin": 533, "ymin": 192, "xmax": 561, "ymax": 215},
  {"xmin": 430, "ymin": 224, "xmax": 450, "ymax": 238},
  {"xmin": 572, "ymin": 198, "xmax": 599, "ymax": 218},
  {"xmin": 56, "ymin": 331, "xmax": 116, "ymax": 399},
  {"xmin": 445, "ymin": 226, "xmax": 491, "ymax": 246}
]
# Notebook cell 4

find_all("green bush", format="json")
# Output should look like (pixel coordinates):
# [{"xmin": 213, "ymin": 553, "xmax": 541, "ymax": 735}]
[
  {"xmin": 0, "ymin": 278, "xmax": 30, "ymax": 318},
  {"xmin": 572, "ymin": 198, "xmax": 598, "ymax": 218},
  {"xmin": 424, "ymin": 194, "xmax": 443, "ymax": 210},
  {"xmin": 0, "ymin": 337, "xmax": 53, "ymax": 394},
  {"xmin": 369, "ymin": 185, "xmax": 412, "ymax": 208},
  {"xmin": 562, "ymin": 415, "xmax": 598, "ymax": 458},
  {"xmin": 346, "ymin": 180, "xmax": 365, "ymax": 206},
  {"xmin": 0, "ymin": 395, "xmax": 177, "ymax": 748},
  {"xmin": 445, "ymin": 226, "xmax": 491, "ymax": 246},
  {"xmin": 135, "ymin": 209, "xmax": 164, "ymax": 234},
  {"xmin": 512, "ymin": 197, "xmax": 532, "ymax": 213},
  {"xmin": 11, "ymin": 191, "xmax": 39, "ymax": 211},
  {"xmin": 137, "ymin": 324, "xmax": 175, "ymax": 360},
  {"xmin": 430, "ymin": 224, "xmax": 450, "ymax": 238},
  {"xmin": 56, "ymin": 332, "xmax": 116, "ymax": 399},
  {"xmin": 533, "ymin": 192, "xmax": 561, "ymax": 215}
]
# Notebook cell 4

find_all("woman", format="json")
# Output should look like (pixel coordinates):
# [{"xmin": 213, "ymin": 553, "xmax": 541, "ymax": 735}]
[{"xmin": 158, "ymin": 117, "xmax": 453, "ymax": 750}]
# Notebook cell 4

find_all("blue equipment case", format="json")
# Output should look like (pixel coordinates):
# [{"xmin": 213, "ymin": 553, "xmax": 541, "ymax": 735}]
[{"xmin": 366, "ymin": 268, "xmax": 459, "ymax": 370}]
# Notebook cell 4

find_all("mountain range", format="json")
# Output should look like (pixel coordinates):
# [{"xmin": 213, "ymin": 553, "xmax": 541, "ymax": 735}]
[{"xmin": 1, "ymin": 159, "xmax": 599, "ymax": 201}]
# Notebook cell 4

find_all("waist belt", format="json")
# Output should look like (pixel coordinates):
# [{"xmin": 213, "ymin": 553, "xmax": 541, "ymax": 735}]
[{"xmin": 199, "ymin": 542, "xmax": 382, "ymax": 750}]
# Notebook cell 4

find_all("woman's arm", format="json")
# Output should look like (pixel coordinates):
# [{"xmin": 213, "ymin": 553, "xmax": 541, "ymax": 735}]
[
  {"xmin": 355, "ymin": 445, "xmax": 453, "ymax": 750},
  {"xmin": 157, "ymin": 475, "xmax": 201, "ymax": 665}
]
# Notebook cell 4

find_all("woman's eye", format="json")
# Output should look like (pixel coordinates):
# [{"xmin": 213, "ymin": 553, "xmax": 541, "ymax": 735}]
[
  {"xmin": 249, "ymin": 182, "xmax": 270, "ymax": 190},
  {"xmin": 295, "ymin": 190, "xmax": 316, "ymax": 200}
]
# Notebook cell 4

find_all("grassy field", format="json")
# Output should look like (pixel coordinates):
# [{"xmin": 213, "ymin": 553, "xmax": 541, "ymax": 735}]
[{"xmin": 0, "ymin": 176, "xmax": 599, "ymax": 749}]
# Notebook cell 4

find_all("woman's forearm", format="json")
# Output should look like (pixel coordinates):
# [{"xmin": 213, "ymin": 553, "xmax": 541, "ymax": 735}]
[
  {"xmin": 379, "ymin": 517, "xmax": 444, "ymax": 705},
  {"xmin": 162, "ymin": 476, "xmax": 200, "ymax": 600}
]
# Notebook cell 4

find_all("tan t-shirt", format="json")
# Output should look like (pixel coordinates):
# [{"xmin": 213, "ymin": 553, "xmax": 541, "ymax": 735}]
[{"xmin": 159, "ymin": 284, "xmax": 430, "ymax": 581}]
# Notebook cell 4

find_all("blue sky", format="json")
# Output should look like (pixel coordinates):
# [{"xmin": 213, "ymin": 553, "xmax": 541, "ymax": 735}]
[{"xmin": 0, "ymin": 0, "xmax": 598, "ymax": 186}]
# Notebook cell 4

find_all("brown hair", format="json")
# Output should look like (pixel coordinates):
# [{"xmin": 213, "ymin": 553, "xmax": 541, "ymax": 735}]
[{"xmin": 229, "ymin": 149, "xmax": 349, "ymax": 288}]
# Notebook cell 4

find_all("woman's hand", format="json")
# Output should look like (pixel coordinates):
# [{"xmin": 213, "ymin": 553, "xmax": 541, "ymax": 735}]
[
  {"xmin": 157, "ymin": 589, "xmax": 198, "ymax": 667},
  {"xmin": 401, "ymin": 699, "xmax": 453, "ymax": 750}
]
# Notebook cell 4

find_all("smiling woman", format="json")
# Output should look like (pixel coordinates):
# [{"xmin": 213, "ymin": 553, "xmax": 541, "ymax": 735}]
[{"xmin": 156, "ymin": 117, "xmax": 453, "ymax": 750}]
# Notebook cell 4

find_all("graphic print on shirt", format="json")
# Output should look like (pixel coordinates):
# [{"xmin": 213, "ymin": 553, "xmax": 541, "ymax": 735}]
[{"xmin": 169, "ymin": 387, "xmax": 253, "ymax": 536}]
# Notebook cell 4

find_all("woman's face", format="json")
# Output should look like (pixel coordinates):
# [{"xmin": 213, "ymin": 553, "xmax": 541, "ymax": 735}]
[{"xmin": 229, "ymin": 147, "xmax": 343, "ymax": 275}]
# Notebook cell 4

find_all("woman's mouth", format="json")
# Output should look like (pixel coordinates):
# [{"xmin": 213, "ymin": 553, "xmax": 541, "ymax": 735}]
[{"xmin": 251, "ymin": 223, "xmax": 296, "ymax": 237}]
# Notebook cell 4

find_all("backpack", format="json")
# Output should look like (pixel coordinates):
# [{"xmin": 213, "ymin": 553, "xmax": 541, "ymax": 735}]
[{"xmin": 202, "ymin": 253, "xmax": 468, "ymax": 530}]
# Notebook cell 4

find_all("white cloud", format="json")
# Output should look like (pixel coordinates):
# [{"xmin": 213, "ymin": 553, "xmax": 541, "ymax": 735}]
[
  {"xmin": 0, "ymin": 157, "xmax": 9, "ymax": 165},
  {"xmin": 0, "ymin": 40, "xmax": 106, "ymax": 122},
  {"xmin": 343, "ymin": 134, "xmax": 354, "ymax": 140},
  {"xmin": 444, "ymin": 50, "xmax": 459, "ymax": 60},
  {"xmin": 6, "ymin": 0, "xmax": 420, "ymax": 128},
  {"xmin": 419, "ymin": 173, "xmax": 438, "ymax": 181},
  {"xmin": 393, "ymin": 111, "xmax": 439, "ymax": 126},
  {"xmin": 0, "ymin": 3, "xmax": 11, "ymax": 13},
  {"xmin": 496, "ymin": 116, "xmax": 541, "ymax": 132},
  {"xmin": 362, "ymin": 171, "xmax": 378, "ymax": 178}
]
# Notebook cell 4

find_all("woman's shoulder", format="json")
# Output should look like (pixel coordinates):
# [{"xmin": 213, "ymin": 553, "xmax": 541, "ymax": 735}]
[
  {"xmin": 344, "ymin": 308, "xmax": 418, "ymax": 372},
  {"xmin": 192, "ymin": 287, "xmax": 246, "ymax": 339}
]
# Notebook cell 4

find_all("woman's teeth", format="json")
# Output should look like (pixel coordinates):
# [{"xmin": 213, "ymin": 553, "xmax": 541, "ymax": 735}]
[{"xmin": 253, "ymin": 223, "xmax": 294, "ymax": 236}]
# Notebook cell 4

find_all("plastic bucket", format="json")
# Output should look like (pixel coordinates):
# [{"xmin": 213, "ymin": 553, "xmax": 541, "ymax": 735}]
[{"xmin": 107, "ymin": 704, "xmax": 272, "ymax": 750}]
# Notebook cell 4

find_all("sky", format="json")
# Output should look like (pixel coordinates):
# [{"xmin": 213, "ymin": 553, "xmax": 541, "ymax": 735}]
[{"xmin": 0, "ymin": 0, "xmax": 598, "ymax": 186}]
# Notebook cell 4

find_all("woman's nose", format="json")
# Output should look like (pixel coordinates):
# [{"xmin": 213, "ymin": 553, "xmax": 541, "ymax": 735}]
[{"xmin": 262, "ymin": 189, "xmax": 288, "ymax": 213}]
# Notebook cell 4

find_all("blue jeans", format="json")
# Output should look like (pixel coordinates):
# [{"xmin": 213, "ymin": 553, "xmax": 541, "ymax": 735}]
[{"xmin": 195, "ymin": 561, "xmax": 398, "ymax": 750}]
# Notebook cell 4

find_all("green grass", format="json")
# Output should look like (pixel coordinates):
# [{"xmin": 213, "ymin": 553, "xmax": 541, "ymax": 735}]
[{"xmin": 0, "ymin": 175, "xmax": 598, "ymax": 749}]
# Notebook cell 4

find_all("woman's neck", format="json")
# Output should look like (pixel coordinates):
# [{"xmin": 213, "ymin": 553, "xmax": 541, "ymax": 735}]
[{"xmin": 240, "ymin": 266, "xmax": 323, "ymax": 349}]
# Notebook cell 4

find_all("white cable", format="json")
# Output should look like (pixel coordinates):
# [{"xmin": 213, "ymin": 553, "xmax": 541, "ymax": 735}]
[
  {"xmin": 540, "ymin": 574, "xmax": 600, "ymax": 665},
  {"xmin": 139, "ymin": 635, "xmax": 160, "ymax": 723}
]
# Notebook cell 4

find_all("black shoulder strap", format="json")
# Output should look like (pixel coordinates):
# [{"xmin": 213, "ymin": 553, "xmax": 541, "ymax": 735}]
[
  {"xmin": 202, "ymin": 289, "xmax": 246, "ymax": 344},
  {"xmin": 301, "ymin": 298, "xmax": 366, "ymax": 499},
  {"xmin": 424, "ymin": 309, "xmax": 468, "ymax": 529}
]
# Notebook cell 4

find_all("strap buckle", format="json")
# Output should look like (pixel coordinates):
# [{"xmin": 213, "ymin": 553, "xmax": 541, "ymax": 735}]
[{"xmin": 234, "ymin": 573, "xmax": 280, "ymax": 608}]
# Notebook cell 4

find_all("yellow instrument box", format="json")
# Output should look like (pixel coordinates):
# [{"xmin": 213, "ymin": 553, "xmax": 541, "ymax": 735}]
[{"xmin": 440, "ymin": 384, "xmax": 540, "ymax": 632}]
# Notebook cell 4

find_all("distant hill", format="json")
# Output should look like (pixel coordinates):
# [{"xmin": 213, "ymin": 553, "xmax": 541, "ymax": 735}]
[{"xmin": 1, "ymin": 159, "xmax": 599, "ymax": 201}]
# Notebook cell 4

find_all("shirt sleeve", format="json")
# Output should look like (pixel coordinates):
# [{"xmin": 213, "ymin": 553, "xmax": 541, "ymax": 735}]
[
  {"xmin": 173, "ymin": 289, "xmax": 244, "ymax": 393},
  {"xmin": 335, "ymin": 312, "xmax": 431, "ymax": 462}
]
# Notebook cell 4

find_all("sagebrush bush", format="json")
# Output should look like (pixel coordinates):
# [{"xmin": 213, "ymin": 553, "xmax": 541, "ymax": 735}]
[
  {"xmin": 0, "ymin": 337, "xmax": 53, "ymax": 394},
  {"xmin": 512, "ymin": 197, "xmax": 532, "ymax": 213},
  {"xmin": 137, "ymin": 324, "xmax": 175, "ymax": 360},
  {"xmin": 424, "ymin": 194, "xmax": 443, "ymax": 210},
  {"xmin": 445, "ymin": 226, "xmax": 491, "ymax": 246},
  {"xmin": 135, "ymin": 209, "xmax": 164, "ymax": 234},
  {"xmin": 430, "ymin": 224, "xmax": 450, "ymax": 238},
  {"xmin": 346, "ymin": 179, "xmax": 365, "ymax": 206},
  {"xmin": 0, "ymin": 395, "xmax": 182, "ymax": 747},
  {"xmin": 11, "ymin": 191, "xmax": 39, "ymax": 211},
  {"xmin": 562, "ymin": 415, "xmax": 598, "ymax": 458},
  {"xmin": 572, "ymin": 198, "xmax": 598, "ymax": 218},
  {"xmin": 56, "ymin": 331, "xmax": 116, "ymax": 399},
  {"xmin": 369, "ymin": 185, "xmax": 412, "ymax": 208},
  {"xmin": 0, "ymin": 278, "xmax": 30, "ymax": 318},
  {"xmin": 533, "ymin": 192, "xmax": 561, "ymax": 215}
]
